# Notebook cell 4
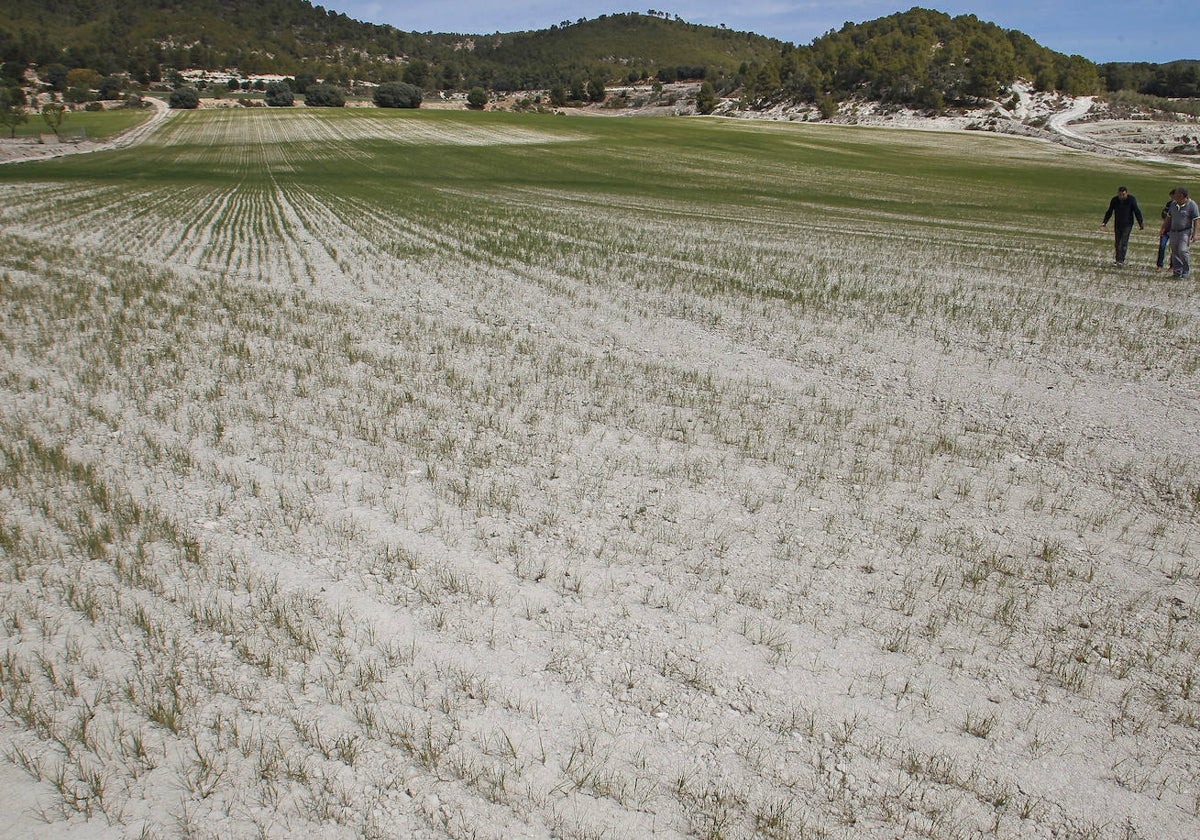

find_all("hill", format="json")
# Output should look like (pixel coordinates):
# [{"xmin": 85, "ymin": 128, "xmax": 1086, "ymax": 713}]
[
  {"xmin": 468, "ymin": 13, "xmax": 784, "ymax": 88},
  {"xmin": 0, "ymin": 0, "xmax": 455, "ymax": 80},
  {"xmin": 0, "ymin": 2, "xmax": 782, "ymax": 90},
  {"xmin": 737, "ymin": 8, "xmax": 1100, "ymax": 112},
  {"xmin": 6, "ymin": 3, "xmax": 1195, "ymax": 115}
]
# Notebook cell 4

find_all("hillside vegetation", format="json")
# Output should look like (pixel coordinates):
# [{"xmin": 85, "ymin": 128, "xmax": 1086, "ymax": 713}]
[
  {"xmin": 0, "ymin": 0, "xmax": 407, "ymax": 74},
  {"xmin": 0, "ymin": 3, "xmax": 780, "ymax": 91},
  {"xmin": 6, "ymin": 2, "xmax": 1198, "ymax": 116},
  {"xmin": 740, "ymin": 8, "xmax": 1100, "ymax": 110},
  {"xmin": 468, "ymin": 13, "xmax": 784, "ymax": 89}
]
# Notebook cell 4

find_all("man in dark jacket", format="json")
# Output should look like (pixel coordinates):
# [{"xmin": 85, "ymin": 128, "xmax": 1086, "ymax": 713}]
[{"xmin": 1102, "ymin": 186, "xmax": 1144, "ymax": 265}]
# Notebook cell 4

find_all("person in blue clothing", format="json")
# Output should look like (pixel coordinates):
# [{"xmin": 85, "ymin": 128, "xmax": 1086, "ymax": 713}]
[
  {"xmin": 1157, "ymin": 189, "xmax": 1177, "ymax": 270},
  {"xmin": 1101, "ymin": 186, "xmax": 1144, "ymax": 265}
]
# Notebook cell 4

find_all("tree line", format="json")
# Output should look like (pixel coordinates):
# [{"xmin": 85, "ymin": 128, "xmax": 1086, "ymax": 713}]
[
  {"xmin": 2, "ymin": 3, "xmax": 1197, "ymax": 118},
  {"xmin": 733, "ymin": 9, "xmax": 1100, "ymax": 113},
  {"xmin": 1099, "ymin": 61, "xmax": 1200, "ymax": 98}
]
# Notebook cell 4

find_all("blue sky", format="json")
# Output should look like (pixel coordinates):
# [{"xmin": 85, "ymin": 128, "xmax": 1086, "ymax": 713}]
[{"xmin": 322, "ymin": 2, "xmax": 1191, "ymax": 63}]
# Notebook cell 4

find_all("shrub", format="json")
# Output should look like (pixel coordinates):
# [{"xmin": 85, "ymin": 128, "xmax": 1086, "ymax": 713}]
[
  {"xmin": 98, "ymin": 75, "xmax": 124, "ymax": 100},
  {"xmin": 466, "ymin": 87, "xmax": 488, "ymax": 109},
  {"xmin": 373, "ymin": 81, "xmax": 422, "ymax": 108},
  {"xmin": 293, "ymin": 72, "xmax": 317, "ymax": 94},
  {"xmin": 168, "ymin": 87, "xmax": 200, "ymax": 109},
  {"xmin": 587, "ymin": 78, "xmax": 606, "ymax": 103},
  {"xmin": 66, "ymin": 68, "xmax": 102, "ymax": 90},
  {"xmin": 264, "ymin": 82, "xmax": 294, "ymax": 107},
  {"xmin": 43, "ymin": 63, "xmax": 69, "ymax": 92},
  {"xmin": 304, "ymin": 83, "xmax": 344, "ymax": 107}
]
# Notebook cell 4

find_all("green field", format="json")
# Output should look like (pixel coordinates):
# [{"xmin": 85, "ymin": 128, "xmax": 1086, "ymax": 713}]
[
  {"xmin": 6, "ymin": 106, "xmax": 1174, "ymax": 216},
  {"xmin": 4, "ymin": 104, "xmax": 154, "ymax": 140},
  {"xmin": 1, "ymin": 108, "xmax": 1198, "ymax": 839},
  {"xmin": 6, "ymin": 108, "xmax": 1194, "ymax": 370}
]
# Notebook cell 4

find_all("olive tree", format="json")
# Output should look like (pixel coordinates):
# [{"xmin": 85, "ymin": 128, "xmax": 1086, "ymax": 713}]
[
  {"xmin": 40, "ymin": 102, "xmax": 67, "ymax": 136},
  {"xmin": 43, "ymin": 64, "xmax": 70, "ymax": 92},
  {"xmin": 98, "ymin": 75, "xmax": 125, "ymax": 100},
  {"xmin": 374, "ymin": 81, "xmax": 422, "ymax": 108},
  {"xmin": 304, "ymin": 83, "xmax": 344, "ymax": 107},
  {"xmin": 168, "ymin": 86, "xmax": 200, "ymax": 109},
  {"xmin": 293, "ymin": 72, "xmax": 317, "ymax": 94},
  {"xmin": 466, "ymin": 87, "xmax": 488, "ymax": 109},
  {"xmin": 264, "ymin": 81, "xmax": 294, "ymax": 107},
  {"xmin": 0, "ymin": 88, "xmax": 29, "ymax": 138}
]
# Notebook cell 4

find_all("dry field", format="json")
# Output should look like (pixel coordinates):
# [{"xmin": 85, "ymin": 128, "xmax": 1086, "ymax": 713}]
[{"xmin": 1, "ymin": 108, "xmax": 1199, "ymax": 840}]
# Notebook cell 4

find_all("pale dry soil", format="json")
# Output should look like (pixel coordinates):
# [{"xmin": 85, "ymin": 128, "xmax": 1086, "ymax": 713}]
[{"xmin": 0, "ymin": 109, "xmax": 1198, "ymax": 840}]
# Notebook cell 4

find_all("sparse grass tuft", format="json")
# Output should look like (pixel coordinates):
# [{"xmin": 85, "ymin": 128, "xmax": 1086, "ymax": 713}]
[{"xmin": 0, "ymin": 106, "xmax": 1197, "ymax": 839}]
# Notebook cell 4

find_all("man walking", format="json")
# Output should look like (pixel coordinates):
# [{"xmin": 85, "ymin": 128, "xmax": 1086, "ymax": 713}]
[
  {"xmin": 1101, "ymin": 186, "xmax": 1144, "ymax": 265},
  {"xmin": 1166, "ymin": 187, "xmax": 1200, "ymax": 279}
]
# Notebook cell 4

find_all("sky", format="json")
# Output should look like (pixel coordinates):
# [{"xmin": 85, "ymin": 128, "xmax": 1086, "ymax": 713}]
[{"xmin": 322, "ymin": 2, "xmax": 1194, "ymax": 64}]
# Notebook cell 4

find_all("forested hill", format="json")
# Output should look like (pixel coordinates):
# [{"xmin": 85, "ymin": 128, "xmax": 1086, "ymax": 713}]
[
  {"xmin": 0, "ymin": 1, "xmax": 781, "ymax": 89},
  {"xmin": 468, "ymin": 14, "xmax": 784, "ymax": 89},
  {"xmin": 0, "ymin": 0, "xmax": 459, "ymax": 79},
  {"xmin": 741, "ymin": 8, "xmax": 1101, "ymax": 110},
  {"xmin": 0, "ymin": 2, "xmax": 1194, "ymax": 106}
]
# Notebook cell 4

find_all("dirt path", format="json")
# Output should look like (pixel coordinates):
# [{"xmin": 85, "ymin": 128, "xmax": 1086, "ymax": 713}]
[
  {"xmin": 1043, "ymin": 94, "xmax": 1200, "ymax": 168},
  {"xmin": 1046, "ymin": 95, "xmax": 1095, "ymax": 141},
  {"xmin": 0, "ymin": 96, "xmax": 171, "ymax": 165}
]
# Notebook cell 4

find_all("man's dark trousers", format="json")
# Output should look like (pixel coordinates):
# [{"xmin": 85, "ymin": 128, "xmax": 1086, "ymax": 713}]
[{"xmin": 1114, "ymin": 225, "xmax": 1133, "ymax": 264}]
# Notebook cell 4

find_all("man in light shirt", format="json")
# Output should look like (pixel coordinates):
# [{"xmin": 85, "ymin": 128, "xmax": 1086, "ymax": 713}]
[{"xmin": 1166, "ymin": 187, "xmax": 1200, "ymax": 279}]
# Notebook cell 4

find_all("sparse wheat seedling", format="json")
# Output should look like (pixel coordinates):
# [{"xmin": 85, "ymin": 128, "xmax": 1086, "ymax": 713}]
[
  {"xmin": 963, "ymin": 709, "xmax": 996, "ymax": 739},
  {"xmin": 1, "ymin": 104, "xmax": 1198, "ymax": 839}
]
